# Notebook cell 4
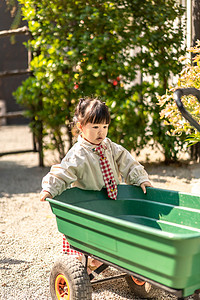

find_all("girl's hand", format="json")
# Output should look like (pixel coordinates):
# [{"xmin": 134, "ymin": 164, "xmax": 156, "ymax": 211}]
[
  {"xmin": 140, "ymin": 181, "xmax": 153, "ymax": 194},
  {"xmin": 40, "ymin": 191, "xmax": 52, "ymax": 201}
]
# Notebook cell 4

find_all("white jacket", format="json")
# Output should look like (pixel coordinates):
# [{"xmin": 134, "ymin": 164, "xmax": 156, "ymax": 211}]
[{"xmin": 42, "ymin": 136, "xmax": 149, "ymax": 197}]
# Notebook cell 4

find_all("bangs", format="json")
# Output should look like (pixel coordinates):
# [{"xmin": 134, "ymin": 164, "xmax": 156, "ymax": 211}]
[{"xmin": 83, "ymin": 101, "xmax": 111, "ymax": 125}]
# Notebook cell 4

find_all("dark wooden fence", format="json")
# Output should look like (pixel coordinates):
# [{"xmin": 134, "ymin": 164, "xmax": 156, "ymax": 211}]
[{"xmin": 0, "ymin": 26, "xmax": 43, "ymax": 166}]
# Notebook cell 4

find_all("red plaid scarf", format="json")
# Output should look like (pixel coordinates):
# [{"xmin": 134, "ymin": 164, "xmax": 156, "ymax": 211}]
[{"xmin": 94, "ymin": 144, "xmax": 117, "ymax": 200}]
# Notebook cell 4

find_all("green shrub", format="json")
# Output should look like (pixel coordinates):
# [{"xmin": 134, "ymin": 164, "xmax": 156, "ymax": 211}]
[
  {"xmin": 158, "ymin": 42, "xmax": 200, "ymax": 152},
  {"xmin": 15, "ymin": 0, "xmax": 185, "ymax": 162}
]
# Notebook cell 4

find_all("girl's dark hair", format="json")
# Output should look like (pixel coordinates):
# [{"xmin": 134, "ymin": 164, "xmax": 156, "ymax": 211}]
[{"xmin": 73, "ymin": 97, "xmax": 111, "ymax": 126}]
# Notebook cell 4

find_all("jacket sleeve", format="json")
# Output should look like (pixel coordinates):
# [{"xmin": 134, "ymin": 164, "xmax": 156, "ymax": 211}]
[
  {"xmin": 41, "ymin": 151, "xmax": 83, "ymax": 197},
  {"xmin": 111, "ymin": 142, "xmax": 149, "ymax": 186}
]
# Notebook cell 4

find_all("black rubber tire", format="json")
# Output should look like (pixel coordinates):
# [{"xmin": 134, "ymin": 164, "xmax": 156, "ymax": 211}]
[
  {"xmin": 193, "ymin": 291, "xmax": 200, "ymax": 300},
  {"xmin": 50, "ymin": 255, "xmax": 92, "ymax": 300},
  {"xmin": 125, "ymin": 275, "xmax": 160, "ymax": 299}
]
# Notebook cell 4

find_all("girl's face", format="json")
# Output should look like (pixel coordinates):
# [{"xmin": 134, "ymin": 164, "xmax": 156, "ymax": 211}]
[{"xmin": 79, "ymin": 122, "xmax": 109, "ymax": 145}]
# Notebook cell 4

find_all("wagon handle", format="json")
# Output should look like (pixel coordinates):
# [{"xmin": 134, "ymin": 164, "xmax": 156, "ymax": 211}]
[{"xmin": 174, "ymin": 87, "xmax": 200, "ymax": 132}]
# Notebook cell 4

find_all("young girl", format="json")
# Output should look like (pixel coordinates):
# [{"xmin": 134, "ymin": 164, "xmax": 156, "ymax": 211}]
[
  {"xmin": 40, "ymin": 96, "xmax": 152, "ymax": 272},
  {"xmin": 40, "ymin": 97, "xmax": 152, "ymax": 202}
]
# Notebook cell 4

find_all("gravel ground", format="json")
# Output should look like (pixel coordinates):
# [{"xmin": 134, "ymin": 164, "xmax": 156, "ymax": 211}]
[{"xmin": 0, "ymin": 125, "xmax": 199, "ymax": 300}]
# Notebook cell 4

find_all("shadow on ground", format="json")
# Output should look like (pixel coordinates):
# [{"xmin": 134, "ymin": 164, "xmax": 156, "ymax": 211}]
[
  {"xmin": 0, "ymin": 258, "xmax": 30, "ymax": 270},
  {"xmin": 144, "ymin": 161, "xmax": 192, "ymax": 182},
  {"xmin": 0, "ymin": 160, "xmax": 49, "ymax": 196}
]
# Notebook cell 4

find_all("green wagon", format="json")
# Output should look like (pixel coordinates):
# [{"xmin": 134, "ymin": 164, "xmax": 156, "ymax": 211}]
[{"xmin": 47, "ymin": 184, "xmax": 200, "ymax": 300}]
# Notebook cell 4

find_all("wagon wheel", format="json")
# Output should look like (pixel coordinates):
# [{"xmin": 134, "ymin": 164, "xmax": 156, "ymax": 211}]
[
  {"xmin": 193, "ymin": 289, "xmax": 200, "ymax": 300},
  {"xmin": 50, "ymin": 255, "xmax": 92, "ymax": 300},
  {"xmin": 125, "ymin": 275, "xmax": 160, "ymax": 299}
]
